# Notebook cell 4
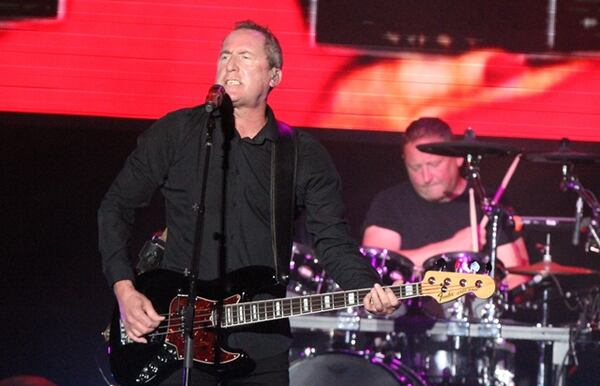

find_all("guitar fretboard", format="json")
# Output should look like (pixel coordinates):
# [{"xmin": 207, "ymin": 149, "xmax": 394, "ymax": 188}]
[{"xmin": 220, "ymin": 283, "xmax": 421, "ymax": 328}]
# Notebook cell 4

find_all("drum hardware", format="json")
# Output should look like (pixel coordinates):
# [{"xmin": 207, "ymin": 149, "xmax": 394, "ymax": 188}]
[
  {"xmin": 508, "ymin": 232, "xmax": 599, "ymax": 386},
  {"xmin": 415, "ymin": 128, "xmax": 520, "ymax": 158},
  {"xmin": 359, "ymin": 246, "xmax": 415, "ymax": 285},
  {"xmin": 290, "ymin": 314, "xmax": 582, "ymax": 361},
  {"xmin": 508, "ymin": 230, "xmax": 600, "ymax": 277},
  {"xmin": 417, "ymin": 127, "xmax": 521, "ymax": 282},
  {"xmin": 289, "ymin": 244, "xmax": 416, "ymax": 297},
  {"xmin": 418, "ymin": 129, "xmax": 517, "ymax": 321},
  {"xmin": 519, "ymin": 216, "xmax": 577, "ymax": 231},
  {"xmin": 291, "ymin": 314, "xmax": 590, "ymax": 386},
  {"xmin": 289, "ymin": 350, "xmax": 427, "ymax": 386},
  {"xmin": 525, "ymin": 138, "xmax": 600, "ymax": 165},
  {"xmin": 422, "ymin": 251, "xmax": 507, "ymax": 323},
  {"xmin": 288, "ymin": 242, "xmax": 336, "ymax": 295},
  {"xmin": 508, "ymin": 261, "xmax": 598, "ymax": 276},
  {"xmin": 526, "ymin": 137, "xmax": 600, "ymax": 254}
]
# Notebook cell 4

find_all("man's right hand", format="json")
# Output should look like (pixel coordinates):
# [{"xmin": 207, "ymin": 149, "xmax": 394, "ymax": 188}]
[{"xmin": 113, "ymin": 280, "xmax": 165, "ymax": 343}]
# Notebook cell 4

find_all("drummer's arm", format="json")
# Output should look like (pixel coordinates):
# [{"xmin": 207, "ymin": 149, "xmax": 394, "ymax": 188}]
[
  {"xmin": 497, "ymin": 237, "xmax": 530, "ymax": 290},
  {"xmin": 362, "ymin": 225, "xmax": 470, "ymax": 269}
]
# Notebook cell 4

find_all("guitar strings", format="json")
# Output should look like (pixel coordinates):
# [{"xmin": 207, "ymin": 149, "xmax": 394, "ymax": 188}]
[
  {"xmin": 140, "ymin": 283, "xmax": 489, "ymax": 338},
  {"xmin": 147, "ymin": 283, "xmax": 481, "ymax": 325}
]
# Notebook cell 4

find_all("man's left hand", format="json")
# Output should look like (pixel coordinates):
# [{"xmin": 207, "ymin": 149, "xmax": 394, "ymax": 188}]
[{"xmin": 363, "ymin": 281, "xmax": 402, "ymax": 316}]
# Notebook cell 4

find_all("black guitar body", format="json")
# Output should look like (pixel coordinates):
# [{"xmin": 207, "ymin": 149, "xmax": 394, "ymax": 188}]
[{"xmin": 108, "ymin": 267, "xmax": 284, "ymax": 386}]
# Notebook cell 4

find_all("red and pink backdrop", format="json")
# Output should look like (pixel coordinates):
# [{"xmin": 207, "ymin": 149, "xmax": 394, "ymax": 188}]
[{"xmin": 1, "ymin": 0, "xmax": 600, "ymax": 141}]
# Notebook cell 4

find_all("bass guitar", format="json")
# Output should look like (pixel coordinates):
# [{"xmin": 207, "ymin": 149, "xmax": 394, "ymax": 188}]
[{"xmin": 107, "ymin": 266, "xmax": 495, "ymax": 385}]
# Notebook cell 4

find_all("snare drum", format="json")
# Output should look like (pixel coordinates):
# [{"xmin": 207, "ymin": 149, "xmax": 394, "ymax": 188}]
[
  {"xmin": 290, "ymin": 351, "xmax": 427, "ymax": 386},
  {"xmin": 421, "ymin": 251, "xmax": 507, "ymax": 321}
]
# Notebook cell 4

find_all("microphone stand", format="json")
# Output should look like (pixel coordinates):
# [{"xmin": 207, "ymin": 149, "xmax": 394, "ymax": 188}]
[{"xmin": 181, "ymin": 108, "xmax": 218, "ymax": 385}]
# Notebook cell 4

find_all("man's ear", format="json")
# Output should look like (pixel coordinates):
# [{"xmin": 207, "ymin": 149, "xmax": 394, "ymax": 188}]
[{"xmin": 269, "ymin": 68, "xmax": 282, "ymax": 88}]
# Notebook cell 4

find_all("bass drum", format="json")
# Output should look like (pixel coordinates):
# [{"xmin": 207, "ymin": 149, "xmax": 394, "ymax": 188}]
[
  {"xmin": 420, "ymin": 251, "xmax": 507, "ymax": 321},
  {"xmin": 290, "ymin": 351, "xmax": 427, "ymax": 386}
]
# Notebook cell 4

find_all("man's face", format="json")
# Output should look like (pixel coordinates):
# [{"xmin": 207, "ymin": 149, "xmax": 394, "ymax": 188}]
[
  {"xmin": 404, "ymin": 135, "xmax": 464, "ymax": 202},
  {"xmin": 216, "ymin": 29, "xmax": 281, "ymax": 109}
]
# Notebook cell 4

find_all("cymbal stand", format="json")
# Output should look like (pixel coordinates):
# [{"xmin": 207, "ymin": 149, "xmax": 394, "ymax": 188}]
[
  {"xmin": 462, "ymin": 153, "xmax": 511, "ymax": 383},
  {"xmin": 561, "ymin": 163, "xmax": 600, "ymax": 253},
  {"xmin": 462, "ymin": 152, "xmax": 503, "ymax": 280},
  {"xmin": 537, "ymin": 233, "xmax": 554, "ymax": 386}
]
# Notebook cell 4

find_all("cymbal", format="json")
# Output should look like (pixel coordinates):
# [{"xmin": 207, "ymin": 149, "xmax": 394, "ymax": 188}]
[
  {"xmin": 526, "ymin": 137, "xmax": 600, "ymax": 164},
  {"xmin": 508, "ymin": 261, "xmax": 598, "ymax": 276},
  {"xmin": 526, "ymin": 150, "xmax": 600, "ymax": 164},
  {"xmin": 416, "ymin": 128, "xmax": 519, "ymax": 157}
]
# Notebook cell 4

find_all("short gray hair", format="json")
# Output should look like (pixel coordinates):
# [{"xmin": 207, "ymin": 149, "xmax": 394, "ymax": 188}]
[{"xmin": 234, "ymin": 20, "xmax": 283, "ymax": 69}]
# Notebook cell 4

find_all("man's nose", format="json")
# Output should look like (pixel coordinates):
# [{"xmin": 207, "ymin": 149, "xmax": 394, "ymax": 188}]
[
  {"xmin": 226, "ymin": 56, "xmax": 239, "ymax": 71},
  {"xmin": 420, "ymin": 166, "xmax": 433, "ymax": 182}
]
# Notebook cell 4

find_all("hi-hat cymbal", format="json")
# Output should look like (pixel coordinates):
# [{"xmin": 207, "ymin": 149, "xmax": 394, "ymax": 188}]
[
  {"xmin": 508, "ymin": 261, "xmax": 598, "ymax": 276},
  {"xmin": 526, "ymin": 137, "xmax": 600, "ymax": 164},
  {"xmin": 416, "ymin": 128, "xmax": 520, "ymax": 157}
]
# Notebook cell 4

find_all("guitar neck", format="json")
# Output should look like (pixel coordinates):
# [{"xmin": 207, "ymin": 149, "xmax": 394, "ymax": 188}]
[{"xmin": 220, "ymin": 283, "xmax": 421, "ymax": 328}]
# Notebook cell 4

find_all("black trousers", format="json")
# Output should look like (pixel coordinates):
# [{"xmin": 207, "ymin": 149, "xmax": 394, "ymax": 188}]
[{"xmin": 161, "ymin": 351, "xmax": 290, "ymax": 386}]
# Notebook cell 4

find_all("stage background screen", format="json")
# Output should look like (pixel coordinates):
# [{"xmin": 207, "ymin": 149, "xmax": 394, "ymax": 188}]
[{"xmin": 1, "ymin": 0, "xmax": 600, "ymax": 141}]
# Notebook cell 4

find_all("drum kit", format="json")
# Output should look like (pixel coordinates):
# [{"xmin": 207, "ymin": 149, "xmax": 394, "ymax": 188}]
[{"xmin": 287, "ymin": 132, "xmax": 600, "ymax": 386}]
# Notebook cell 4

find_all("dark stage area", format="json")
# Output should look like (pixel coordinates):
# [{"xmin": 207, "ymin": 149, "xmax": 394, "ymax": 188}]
[{"xmin": 1, "ymin": 112, "xmax": 600, "ymax": 385}]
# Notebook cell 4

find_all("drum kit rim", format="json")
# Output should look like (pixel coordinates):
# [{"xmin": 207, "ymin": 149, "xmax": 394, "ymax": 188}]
[{"xmin": 289, "ymin": 130, "xmax": 600, "ymax": 386}]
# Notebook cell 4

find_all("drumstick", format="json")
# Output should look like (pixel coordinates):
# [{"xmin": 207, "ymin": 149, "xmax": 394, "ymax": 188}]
[
  {"xmin": 469, "ymin": 188, "xmax": 478, "ymax": 252},
  {"xmin": 492, "ymin": 153, "xmax": 521, "ymax": 205},
  {"xmin": 480, "ymin": 153, "xmax": 522, "ymax": 229}
]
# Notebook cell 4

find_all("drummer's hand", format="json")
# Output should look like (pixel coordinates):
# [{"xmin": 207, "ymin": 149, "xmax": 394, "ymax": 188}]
[{"xmin": 363, "ymin": 281, "xmax": 402, "ymax": 316}]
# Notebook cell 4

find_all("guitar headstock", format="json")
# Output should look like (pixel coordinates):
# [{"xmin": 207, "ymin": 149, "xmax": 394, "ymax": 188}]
[{"xmin": 421, "ymin": 271, "xmax": 496, "ymax": 304}]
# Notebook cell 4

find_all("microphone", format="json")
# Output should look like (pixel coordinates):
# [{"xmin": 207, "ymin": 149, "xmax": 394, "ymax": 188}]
[
  {"xmin": 204, "ymin": 84, "xmax": 226, "ymax": 113},
  {"xmin": 510, "ymin": 273, "xmax": 545, "ymax": 298},
  {"xmin": 573, "ymin": 197, "xmax": 583, "ymax": 245}
]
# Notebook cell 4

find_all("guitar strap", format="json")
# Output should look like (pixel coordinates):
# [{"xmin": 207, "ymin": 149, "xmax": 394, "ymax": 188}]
[{"xmin": 270, "ymin": 120, "xmax": 297, "ymax": 285}]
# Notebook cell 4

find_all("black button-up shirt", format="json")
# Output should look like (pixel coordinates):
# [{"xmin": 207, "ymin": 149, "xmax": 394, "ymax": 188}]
[{"xmin": 98, "ymin": 105, "xmax": 380, "ymax": 358}]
